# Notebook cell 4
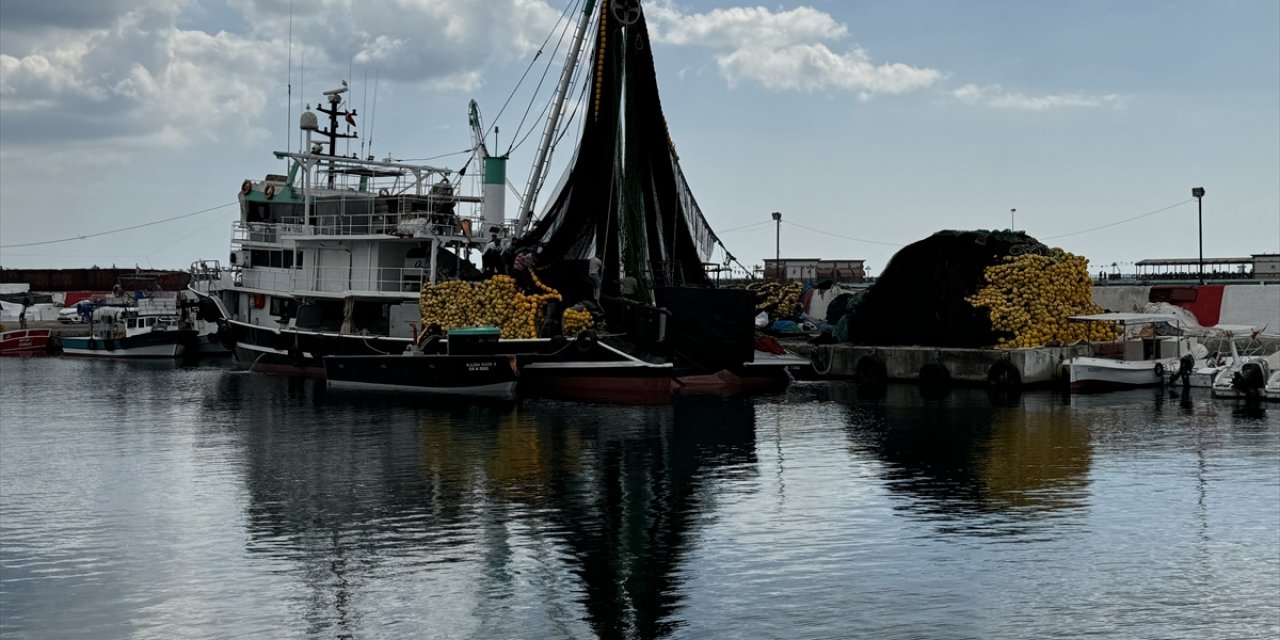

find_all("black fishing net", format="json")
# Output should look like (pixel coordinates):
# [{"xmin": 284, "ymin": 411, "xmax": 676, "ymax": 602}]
[
  {"xmin": 516, "ymin": 1, "xmax": 712, "ymax": 300},
  {"xmin": 846, "ymin": 230, "xmax": 1049, "ymax": 347}
]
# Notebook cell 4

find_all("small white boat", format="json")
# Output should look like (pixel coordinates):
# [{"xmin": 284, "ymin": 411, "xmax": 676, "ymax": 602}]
[
  {"xmin": 1212, "ymin": 352, "xmax": 1278, "ymax": 399},
  {"xmin": 1166, "ymin": 325, "xmax": 1265, "ymax": 388},
  {"xmin": 1264, "ymin": 369, "xmax": 1280, "ymax": 401},
  {"xmin": 1064, "ymin": 313, "xmax": 1205, "ymax": 393}
]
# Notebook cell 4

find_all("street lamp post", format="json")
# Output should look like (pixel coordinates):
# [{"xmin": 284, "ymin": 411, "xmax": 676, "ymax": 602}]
[
  {"xmin": 1010, "ymin": 208, "xmax": 1017, "ymax": 232},
  {"xmin": 771, "ymin": 211, "xmax": 783, "ymax": 281},
  {"xmin": 1192, "ymin": 187, "xmax": 1205, "ymax": 284}
]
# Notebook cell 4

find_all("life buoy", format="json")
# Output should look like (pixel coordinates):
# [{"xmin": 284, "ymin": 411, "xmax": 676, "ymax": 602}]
[
  {"xmin": 378, "ymin": 188, "xmax": 390, "ymax": 197},
  {"xmin": 252, "ymin": 293, "xmax": 266, "ymax": 309},
  {"xmin": 264, "ymin": 184, "xmax": 277, "ymax": 199},
  {"xmin": 240, "ymin": 179, "xmax": 253, "ymax": 195}
]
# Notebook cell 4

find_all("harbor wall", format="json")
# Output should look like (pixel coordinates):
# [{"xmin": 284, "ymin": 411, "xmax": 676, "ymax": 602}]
[
  {"xmin": 0, "ymin": 269, "xmax": 190, "ymax": 292},
  {"xmin": 1219, "ymin": 283, "xmax": 1279, "ymax": 330},
  {"xmin": 1090, "ymin": 286, "xmax": 1149, "ymax": 313},
  {"xmin": 1091, "ymin": 283, "xmax": 1279, "ymax": 332},
  {"xmin": 812, "ymin": 344, "xmax": 1093, "ymax": 387}
]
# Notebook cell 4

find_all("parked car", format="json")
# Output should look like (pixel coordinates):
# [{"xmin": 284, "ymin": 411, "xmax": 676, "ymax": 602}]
[{"xmin": 58, "ymin": 306, "xmax": 85, "ymax": 324}]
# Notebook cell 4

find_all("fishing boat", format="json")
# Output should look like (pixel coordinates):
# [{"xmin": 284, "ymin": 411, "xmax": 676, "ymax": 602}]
[
  {"xmin": 60, "ymin": 304, "xmax": 199, "ymax": 358},
  {"xmin": 323, "ymin": 327, "xmax": 519, "ymax": 397},
  {"xmin": 204, "ymin": 0, "xmax": 800, "ymax": 396},
  {"xmin": 0, "ymin": 328, "xmax": 52, "ymax": 356},
  {"xmin": 1063, "ymin": 313, "xmax": 1206, "ymax": 392}
]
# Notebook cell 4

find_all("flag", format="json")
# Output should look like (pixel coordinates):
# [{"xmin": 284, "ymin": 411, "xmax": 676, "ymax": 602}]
[{"xmin": 345, "ymin": 111, "xmax": 357, "ymax": 127}]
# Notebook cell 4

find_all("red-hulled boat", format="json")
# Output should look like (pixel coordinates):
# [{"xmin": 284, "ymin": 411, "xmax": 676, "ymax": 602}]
[{"xmin": 0, "ymin": 328, "xmax": 52, "ymax": 356}]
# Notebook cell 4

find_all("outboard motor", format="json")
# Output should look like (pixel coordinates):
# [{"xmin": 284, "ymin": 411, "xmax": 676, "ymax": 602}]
[
  {"xmin": 1176, "ymin": 353, "xmax": 1195, "ymax": 388},
  {"xmin": 1232, "ymin": 361, "xmax": 1268, "ymax": 396}
]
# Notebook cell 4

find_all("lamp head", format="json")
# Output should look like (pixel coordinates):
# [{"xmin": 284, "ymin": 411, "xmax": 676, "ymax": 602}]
[
  {"xmin": 771, "ymin": 211, "xmax": 782, "ymax": 221},
  {"xmin": 1192, "ymin": 187, "xmax": 1205, "ymax": 198}
]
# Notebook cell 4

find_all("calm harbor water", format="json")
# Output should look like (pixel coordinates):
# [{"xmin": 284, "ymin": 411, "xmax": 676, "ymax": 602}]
[{"xmin": 1, "ymin": 357, "xmax": 1277, "ymax": 640}]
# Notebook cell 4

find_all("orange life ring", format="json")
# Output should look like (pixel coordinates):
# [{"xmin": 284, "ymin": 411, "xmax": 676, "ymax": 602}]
[
  {"xmin": 240, "ymin": 179, "xmax": 252, "ymax": 195},
  {"xmin": 252, "ymin": 294, "xmax": 266, "ymax": 309},
  {"xmin": 264, "ymin": 184, "xmax": 277, "ymax": 199},
  {"xmin": 378, "ymin": 188, "xmax": 390, "ymax": 197}
]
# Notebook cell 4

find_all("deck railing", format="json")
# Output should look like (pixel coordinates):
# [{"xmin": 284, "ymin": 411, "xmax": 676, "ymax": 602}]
[
  {"xmin": 240, "ymin": 266, "xmax": 429, "ymax": 296},
  {"xmin": 233, "ymin": 211, "xmax": 506, "ymax": 245}
]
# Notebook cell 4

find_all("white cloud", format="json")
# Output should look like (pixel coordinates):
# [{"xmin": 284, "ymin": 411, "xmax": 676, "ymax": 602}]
[
  {"xmin": 952, "ymin": 83, "xmax": 1127, "ymax": 111},
  {"xmin": 718, "ymin": 45, "xmax": 941, "ymax": 98},
  {"xmin": 0, "ymin": 0, "xmax": 560, "ymax": 150},
  {"xmin": 648, "ymin": 5, "xmax": 848, "ymax": 49},
  {"xmin": 644, "ymin": 3, "xmax": 940, "ymax": 98}
]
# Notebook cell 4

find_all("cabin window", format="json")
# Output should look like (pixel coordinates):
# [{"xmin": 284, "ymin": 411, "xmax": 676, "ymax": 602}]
[
  {"xmin": 146, "ymin": 318, "xmax": 156, "ymax": 327},
  {"xmin": 127, "ymin": 319, "xmax": 136, "ymax": 329},
  {"xmin": 269, "ymin": 298, "xmax": 296, "ymax": 318},
  {"xmin": 251, "ymin": 250, "xmax": 269, "ymax": 267}
]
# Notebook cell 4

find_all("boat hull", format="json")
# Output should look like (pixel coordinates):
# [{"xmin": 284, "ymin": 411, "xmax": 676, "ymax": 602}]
[
  {"xmin": 60, "ymin": 331, "xmax": 195, "ymax": 358},
  {"xmin": 1265, "ymin": 371, "xmax": 1280, "ymax": 401},
  {"xmin": 229, "ymin": 320, "xmax": 411, "ymax": 377},
  {"xmin": 1067, "ymin": 356, "xmax": 1173, "ymax": 393},
  {"xmin": 0, "ymin": 329, "xmax": 51, "ymax": 356},
  {"xmin": 324, "ymin": 354, "xmax": 518, "ymax": 397},
  {"xmin": 229, "ymin": 320, "xmax": 795, "ymax": 399}
]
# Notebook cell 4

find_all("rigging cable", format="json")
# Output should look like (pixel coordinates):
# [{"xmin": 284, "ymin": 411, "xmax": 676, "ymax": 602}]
[
  {"xmin": 0, "ymin": 202, "xmax": 238, "ymax": 249},
  {"xmin": 394, "ymin": 149, "xmax": 475, "ymax": 163},
  {"xmin": 485, "ymin": 0, "xmax": 582, "ymax": 151},
  {"xmin": 717, "ymin": 219, "xmax": 774, "ymax": 234},
  {"xmin": 782, "ymin": 220, "xmax": 903, "ymax": 248},
  {"xmin": 502, "ymin": 0, "xmax": 582, "ymax": 156},
  {"xmin": 1041, "ymin": 199, "xmax": 1193, "ymax": 240}
]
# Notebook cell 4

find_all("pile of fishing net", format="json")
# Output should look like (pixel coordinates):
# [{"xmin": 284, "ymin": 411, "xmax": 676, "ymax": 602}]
[{"xmin": 844, "ymin": 230, "xmax": 1106, "ymax": 348}]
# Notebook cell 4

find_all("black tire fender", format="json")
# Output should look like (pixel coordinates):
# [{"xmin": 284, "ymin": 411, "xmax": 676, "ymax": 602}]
[
  {"xmin": 575, "ymin": 330, "xmax": 598, "ymax": 354},
  {"xmin": 988, "ymin": 360, "xmax": 1022, "ymax": 390}
]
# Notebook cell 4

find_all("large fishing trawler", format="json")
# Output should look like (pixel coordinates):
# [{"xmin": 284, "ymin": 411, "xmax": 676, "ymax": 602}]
[{"xmin": 198, "ymin": 0, "xmax": 805, "ymax": 395}]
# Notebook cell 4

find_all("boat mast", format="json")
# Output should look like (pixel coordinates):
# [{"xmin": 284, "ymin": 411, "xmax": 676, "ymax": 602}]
[
  {"xmin": 315, "ymin": 83, "xmax": 357, "ymax": 188},
  {"xmin": 516, "ymin": 0, "xmax": 598, "ymax": 235}
]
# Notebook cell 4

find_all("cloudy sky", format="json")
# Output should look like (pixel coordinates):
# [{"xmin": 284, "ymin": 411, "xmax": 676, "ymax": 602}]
[{"xmin": 1, "ymin": 0, "xmax": 1277, "ymax": 275}]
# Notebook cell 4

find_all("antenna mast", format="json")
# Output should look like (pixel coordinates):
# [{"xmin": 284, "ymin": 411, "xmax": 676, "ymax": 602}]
[{"xmin": 516, "ymin": 0, "xmax": 597, "ymax": 235}]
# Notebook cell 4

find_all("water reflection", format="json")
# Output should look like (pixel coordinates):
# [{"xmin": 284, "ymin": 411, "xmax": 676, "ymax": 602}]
[
  {"xmin": 208, "ymin": 375, "xmax": 756, "ymax": 639},
  {"xmin": 837, "ymin": 385, "xmax": 1092, "ymax": 537}
]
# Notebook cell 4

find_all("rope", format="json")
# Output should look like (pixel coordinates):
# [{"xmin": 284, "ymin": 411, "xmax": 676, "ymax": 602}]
[{"xmin": 1, "ymin": 202, "xmax": 237, "ymax": 249}]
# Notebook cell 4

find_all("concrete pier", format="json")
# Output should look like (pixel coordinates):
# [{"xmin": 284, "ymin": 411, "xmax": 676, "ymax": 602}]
[{"xmin": 809, "ymin": 343, "xmax": 1094, "ymax": 389}]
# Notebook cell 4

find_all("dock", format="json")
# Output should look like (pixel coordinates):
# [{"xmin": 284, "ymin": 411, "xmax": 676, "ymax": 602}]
[{"xmin": 803, "ymin": 343, "xmax": 1094, "ymax": 390}]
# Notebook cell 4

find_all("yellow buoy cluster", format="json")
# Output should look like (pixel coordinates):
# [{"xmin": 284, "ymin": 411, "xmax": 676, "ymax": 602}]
[
  {"xmin": 749, "ymin": 281, "xmax": 804, "ymax": 316},
  {"xmin": 418, "ymin": 273, "xmax": 562, "ymax": 339},
  {"xmin": 562, "ymin": 307, "xmax": 595, "ymax": 335},
  {"xmin": 966, "ymin": 250, "xmax": 1117, "ymax": 348}
]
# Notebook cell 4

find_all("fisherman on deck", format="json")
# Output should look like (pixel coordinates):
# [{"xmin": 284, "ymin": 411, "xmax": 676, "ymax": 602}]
[
  {"xmin": 620, "ymin": 275, "xmax": 638, "ymax": 299},
  {"xmin": 482, "ymin": 232, "xmax": 503, "ymax": 277},
  {"xmin": 18, "ymin": 293, "xmax": 32, "ymax": 329},
  {"xmin": 589, "ymin": 255, "xmax": 603, "ymax": 301}
]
